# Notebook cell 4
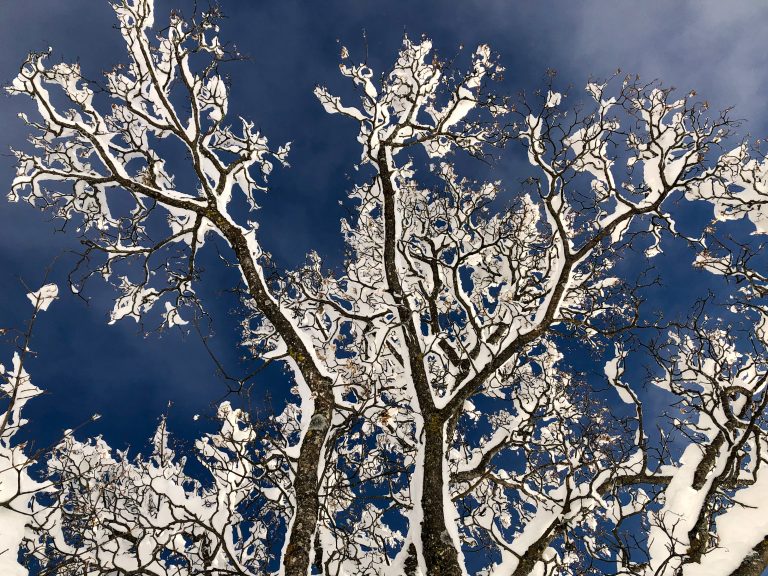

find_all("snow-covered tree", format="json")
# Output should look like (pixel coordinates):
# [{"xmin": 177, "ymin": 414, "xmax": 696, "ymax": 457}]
[
  {"xmin": 0, "ymin": 284, "xmax": 59, "ymax": 576},
  {"xmin": 8, "ymin": 1, "xmax": 768, "ymax": 575}
]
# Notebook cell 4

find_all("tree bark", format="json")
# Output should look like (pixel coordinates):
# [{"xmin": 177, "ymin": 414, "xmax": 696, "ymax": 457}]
[
  {"xmin": 421, "ymin": 413, "xmax": 463, "ymax": 576},
  {"xmin": 509, "ymin": 524, "xmax": 560, "ymax": 576},
  {"xmin": 210, "ymin": 210, "xmax": 334, "ymax": 576},
  {"xmin": 376, "ymin": 147, "xmax": 465, "ymax": 576},
  {"xmin": 283, "ymin": 397, "xmax": 333, "ymax": 576},
  {"xmin": 403, "ymin": 543, "xmax": 420, "ymax": 576}
]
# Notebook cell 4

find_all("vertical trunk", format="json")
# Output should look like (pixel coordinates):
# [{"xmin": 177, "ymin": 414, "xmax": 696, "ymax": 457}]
[
  {"xmin": 421, "ymin": 414, "xmax": 463, "ymax": 576},
  {"xmin": 212, "ymin": 215, "xmax": 335, "ymax": 576},
  {"xmin": 311, "ymin": 530, "xmax": 324, "ymax": 574},
  {"xmin": 376, "ymin": 150, "xmax": 463, "ymax": 575},
  {"xmin": 283, "ymin": 398, "xmax": 333, "ymax": 576}
]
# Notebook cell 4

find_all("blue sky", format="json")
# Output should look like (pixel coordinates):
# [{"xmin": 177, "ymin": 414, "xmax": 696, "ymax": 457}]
[{"xmin": 1, "ymin": 0, "xmax": 767, "ymax": 456}]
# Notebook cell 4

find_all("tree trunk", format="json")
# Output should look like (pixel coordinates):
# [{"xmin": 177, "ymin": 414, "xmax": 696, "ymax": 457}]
[
  {"xmin": 403, "ymin": 543, "xmax": 420, "ymax": 575},
  {"xmin": 420, "ymin": 414, "xmax": 463, "ymax": 576},
  {"xmin": 282, "ymin": 399, "xmax": 333, "ymax": 576},
  {"xmin": 211, "ymin": 212, "xmax": 336, "ymax": 576}
]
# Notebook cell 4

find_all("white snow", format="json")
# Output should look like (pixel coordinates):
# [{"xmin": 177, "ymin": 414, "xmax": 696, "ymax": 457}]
[{"xmin": 26, "ymin": 283, "xmax": 58, "ymax": 311}]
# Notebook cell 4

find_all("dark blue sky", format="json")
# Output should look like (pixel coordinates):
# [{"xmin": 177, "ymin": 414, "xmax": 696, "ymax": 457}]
[{"xmin": 1, "ymin": 0, "xmax": 767, "ymax": 453}]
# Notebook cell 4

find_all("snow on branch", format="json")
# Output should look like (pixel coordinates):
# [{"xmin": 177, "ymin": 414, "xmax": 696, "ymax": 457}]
[
  {"xmin": 0, "ymin": 287, "xmax": 56, "ymax": 576},
  {"xmin": 7, "ymin": 0, "xmax": 287, "ymax": 327},
  {"xmin": 315, "ymin": 37, "xmax": 507, "ymax": 162},
  {"xmin": 9, "ymin": 3, "xmax": 768, "ymax": 575}
]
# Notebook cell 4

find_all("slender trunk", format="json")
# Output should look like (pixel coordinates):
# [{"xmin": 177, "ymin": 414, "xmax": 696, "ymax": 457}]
[
  {"xmin": 283, "ymin": 396, "xmax": 333, "ymax": 576},
  {"xmin": 421, "ymin": 413, "xmax": 463, "ymax": 576},
  {"xmin": 210, "ymin": 211, "xmax": 334, "ymax": 576},
  {"xmin": 376, "ymin": 149, "xmax": 464, "ymax": 575}
]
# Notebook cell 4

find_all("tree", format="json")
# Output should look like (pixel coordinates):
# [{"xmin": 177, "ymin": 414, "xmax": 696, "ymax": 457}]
[
  {"xmin": 6, "ymin": 0, "xmax": 768, "ymax": 574},
  {"xmin": 0, "ymin": 285, "xmax": 57, "ymax": 576}
]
